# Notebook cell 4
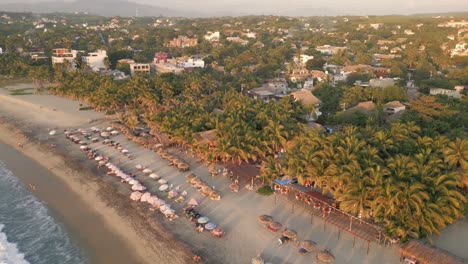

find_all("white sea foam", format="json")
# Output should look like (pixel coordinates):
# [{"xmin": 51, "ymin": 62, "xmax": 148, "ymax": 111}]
[
  {"xmin": 0, "ymin": 224, "xmax": 29, "ymax": 264},
  {"xmin": 0, "ymin": 162, "xmax": 86, "ymax": 264}
]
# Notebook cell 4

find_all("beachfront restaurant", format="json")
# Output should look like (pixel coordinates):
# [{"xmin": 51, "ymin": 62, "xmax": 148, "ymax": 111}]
[{"xmin": 399, "ymin": 240, "xmax": 464, "ymax": 264}]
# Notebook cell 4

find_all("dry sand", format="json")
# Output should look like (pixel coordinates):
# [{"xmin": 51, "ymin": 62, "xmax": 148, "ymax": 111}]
[
  {"xmin": 3, "ymin": 82, "xmax": 464, "ymax": 264},
  {"xmin": 0, "ymin": 84, "xmax": 193, "ymax": 264}
]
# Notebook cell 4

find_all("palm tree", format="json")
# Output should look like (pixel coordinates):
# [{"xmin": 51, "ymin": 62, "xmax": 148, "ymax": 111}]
[
  {"xmin": 443, "ymin": 138, "xmax": 468, "ymax": 171},
  {"xmin": 260, "ymin": 156, "xmax": 282, "ymax": 184}
]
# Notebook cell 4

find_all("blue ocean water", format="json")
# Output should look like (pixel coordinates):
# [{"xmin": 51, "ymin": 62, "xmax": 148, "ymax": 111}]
[{"xmin": 0, "ymin": 162, "xmax": 87, "ymax": 264}]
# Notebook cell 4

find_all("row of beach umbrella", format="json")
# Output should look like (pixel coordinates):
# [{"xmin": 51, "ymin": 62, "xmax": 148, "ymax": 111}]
[
  {"xmin": 186, "ymin": 173, "xmax": 221, "ymax": 201},
  {"xmin": 157, "ymin": 148, "xmax": 189, "ymax": 172},
  {"xmin": 257, "ymin": 215, "xmax": 335, "ymax": 262},
  {"xmin": 130, "ymin": 191, "xmax": 176, "ymax": 217}
]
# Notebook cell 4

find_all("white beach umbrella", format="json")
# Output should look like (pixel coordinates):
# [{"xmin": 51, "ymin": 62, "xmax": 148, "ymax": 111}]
[
  {"xmin": 149, "ymin": 173, "xmax": 160, "ymax": 179},
  {"xmin": 142, "ymin": 168, "xmax": 152, "ymax": 174},
  {"xmin": 146, "ymin": 196, "xmax": 155, "ymax": 205},
  {"xmin": 148, "ymin": 196, "xmax": 159, "ymax": 205},
  {"xmin": 159, "ymin": 205, "xmax": 171, "ymax": 212},
  {"xmin": 130, "ymin": 191, "xmax": 142, "ymax": 201},
  {"xmin": 121, "ymin": 149, "xmax": 129, "ymax": 154},
  {"xmin": 129, "ymin": 179, "xmax": 138, "ymax": 185},
  {"xmin": 140, "ymin": 192, "xmax": 151, "ymax": 203},
  {"xmin": 106, "ymin": 127, "xmax": 113, "ymax": 132},
  {"xmin": 159, "ymin": 184, "xmax": 169, "ymax": 192},
  {"xmin": 155, "ymin": 199, "xmax": 166, "ymax": 207},
  {"xmin": 49, "ymin": 130, "xmax": 56, "ymax": 136},
  {"xmin": 111, "ymin": 130, "xmax": 119, "ymax": 135},
  {"xmin": 163, "ymin": 208, "xmax": 175, "ymax": 216},
  {"xmin": 158, "ymin": 179, "xmax": 167, "ymax": 185}
]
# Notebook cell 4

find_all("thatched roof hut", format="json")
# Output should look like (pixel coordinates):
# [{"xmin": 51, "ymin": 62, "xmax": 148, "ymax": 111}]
[
  {"xmin": 193, "ymin": 129, "xmax": 218, "ymax": 146},
  {"xmin": 399, "ymin": 240, "xmax": 464, "ymax": 264}
]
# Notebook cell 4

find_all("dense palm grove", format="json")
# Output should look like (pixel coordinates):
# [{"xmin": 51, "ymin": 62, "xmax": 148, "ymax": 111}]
[
  {"xmin": 47, "ymin": 70, "xmax": 468, "ymax": 241},
  {"xmin": 1, "ymin": 12, "xmax": 467, "ymax": 241}
]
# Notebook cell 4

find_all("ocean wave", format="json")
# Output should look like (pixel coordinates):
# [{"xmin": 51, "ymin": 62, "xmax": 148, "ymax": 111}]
[
  {"xmin": 0, "ymin": 162, "xmax": 86, "ymax": 264},
  {"xmin": 0, "ymin": 224, "xmax": 29, "ymax": 264}
]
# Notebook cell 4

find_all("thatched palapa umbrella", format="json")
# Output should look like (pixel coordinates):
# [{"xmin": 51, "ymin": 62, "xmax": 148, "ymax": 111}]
[
  {"xmin": 210, "ymin": 191, "xmax": 221, "ymax": 200},
  {"xmin": 300, "ymin": 240, "xmax": 318, "ymax": 252},
  {"xmin": 202, "ymin": 187, "xmax": 213, "ymax": 196},
  {"xmin": 178, "ymin": 163, "xmax": 189, "ymax": 171},
  {"xmin": 194, "ymin": 181, "xmax": 205, "ymax": 188},
  {"xmin": 258, "ymin": 215, "xmax": 273, "ymax": 225},
  {"xmin": 268, "ymin": 222, "xmax": 282, "ymax": 230},
  {"xmin": 185, "ymin": 173, "xmax": 196, "ymax": 182},
  {"xmin": 316, "ymin": 250, "xmax": 335, "ymax": 263},
  {"xmin": 229, "ymin": 183, "xmax": 239, "ymax": 192},
  {"xmin": 282, "ymin": 230, "xmax": 297, "ymax": 239},
  {"xmin": 191, "ymin": 177, "xmax": 202, "ymax": 185}
]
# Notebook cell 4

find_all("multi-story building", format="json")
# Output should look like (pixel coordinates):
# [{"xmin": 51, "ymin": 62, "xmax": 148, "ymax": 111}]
[
  {"xmin": 169, "ymin": 36, "xmax": 198, "ymax": 48},
  {"xmin": 438, "ymin": 20, "xmax": 468, "ymax": 28},
  {"xmin": 82, "ymin": 50, "xmax": 108, "ymax": 70},
  {"xmin": 316, "ymin": 45, "xmax": 347, "ymax": 55},
  {"xmin": 430, "ymin": 88, "xmax": 461, "ymax": 99},
  {"xmin": 180, "ymin": 57, "xmax": 205, "ymax": 69},
  {"xmin": 204, "ymin": 31, "xmax": 220, "ymax": 42},
  {"xmin": 129, "ymin": 63, "xmax": 151, "ymax": 76},
  {"xmin": 51, "ymin": 48, "xmax": 78, "ymax": 67},
  {"xmin": 369, "ymin": 78, "xmax": 395, "ymax": 88}
]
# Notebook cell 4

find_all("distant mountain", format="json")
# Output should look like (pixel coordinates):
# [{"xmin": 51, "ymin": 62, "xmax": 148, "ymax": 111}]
[
  {"xmin": 0, "ymin": 0, "xmax": 466, "ymax": 17},
  {"xmin": 0, "ymin": 0, "xmax": 204, "ymax": 17}
]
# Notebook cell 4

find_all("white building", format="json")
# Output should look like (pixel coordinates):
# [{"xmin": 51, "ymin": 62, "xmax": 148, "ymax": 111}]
[
  {"xmin": 245, "ymin": 32, "xmax": 257, "ymax": 39},
  {"xmin": 294, "ymin": 54, "xmax": 314, "ymax": 65},
  {"xmin": 204, "ymin": 31, "xmax": 220, "ymax": 42},
  {"xmin": 226, "ymin": 37, "xmax": 248, "ymax": 46},
  {"xmin": 181, "ymin": 57, "xmax": 205, "ymax": 69},
  {"xmin": 430, "ymin": 88, "xmax": 461, "ymax": 99},
  {"xmin": 384, "ymin": 101, "xmax": 406, "ymax": 114},
  {"xmin": 316, "ymin": 45, "xmax": 347, "ymax": 55},
  {"xmin": 82, "ymin": 50, "xmax": 108, "ymax": 70},
  {"xmin": 51, "ymin": 48, "xmax": 78, "ymax": 67},
  {"xmin": 438, "ymin": 20, "xmax": 468, "ymax": 28},
  {"xmin": 369, "ymin": 23, "xmax": 384, "ymax": 29},
  {"xmin": 451, "ymin": 43, "xmax": 468, "ymax": 57},
  {"xmin": 369, "ymin": 78, "xmax": 395, "ymax": 88}
]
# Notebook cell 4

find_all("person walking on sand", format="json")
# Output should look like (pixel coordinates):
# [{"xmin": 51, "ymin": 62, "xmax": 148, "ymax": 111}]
[{"xmin": 193, "ymin": 255, "xmax": 201, "ymax": 263}]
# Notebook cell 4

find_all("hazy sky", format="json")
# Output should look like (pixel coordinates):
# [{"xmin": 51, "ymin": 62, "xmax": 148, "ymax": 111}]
[
  {"xmin": 133, "ymin": 0, "xmax": 468, "ymax": 14},
  {"xmin": 2, "ymin": 0, "xmax": 468, "ymax": 15}
]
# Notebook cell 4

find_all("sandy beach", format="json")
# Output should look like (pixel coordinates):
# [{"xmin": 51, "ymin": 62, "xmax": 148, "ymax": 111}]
[
  {"xmin": 0, "ymin": 83, "xmax": 193, "ymax": 264},
  {"xmin": 1, "ymin": 82, "xmax": 465, "ymax": 264}
]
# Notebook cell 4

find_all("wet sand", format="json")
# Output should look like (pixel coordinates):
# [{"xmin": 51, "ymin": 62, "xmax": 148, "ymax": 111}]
[{"xmin": 0, "ymin": 142, "xmax": 142, "ymax": 264}]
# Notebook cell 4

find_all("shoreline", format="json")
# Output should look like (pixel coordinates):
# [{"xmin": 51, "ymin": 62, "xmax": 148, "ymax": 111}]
[{"xmin": 0, "ymin": 118, "xmax": 194, "ymax": 264}]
